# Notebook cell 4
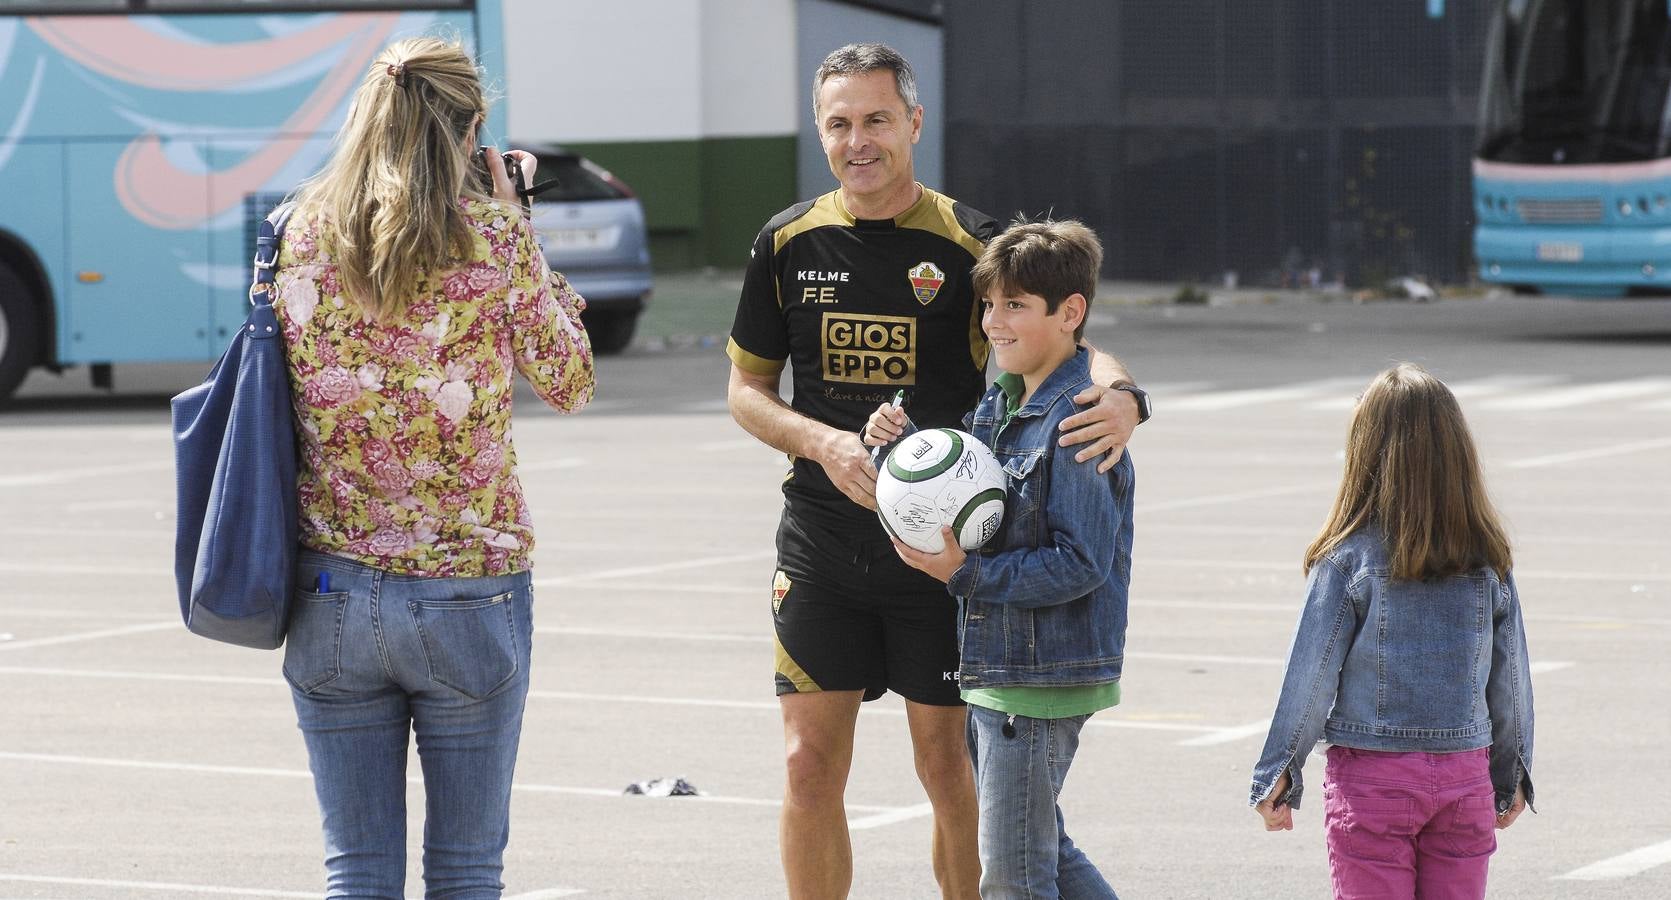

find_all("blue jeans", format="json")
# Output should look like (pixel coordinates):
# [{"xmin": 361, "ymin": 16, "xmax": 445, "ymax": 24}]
[
  {"xmin": 285, "ymin": 550, "xmax": 534, "ymax": 899},
  {"xmin": 966, "ymin": 705, "xmax": 1118, "ymax": 899}
]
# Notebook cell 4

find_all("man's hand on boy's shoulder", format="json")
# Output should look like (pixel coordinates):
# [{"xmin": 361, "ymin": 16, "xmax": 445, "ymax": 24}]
[{"xmin": 1059, "ymin": 385, "xmax": 1139, "ymax": 473}]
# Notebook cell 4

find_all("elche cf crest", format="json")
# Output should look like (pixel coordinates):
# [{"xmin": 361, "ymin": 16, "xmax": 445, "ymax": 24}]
[{"xmin": 908, "ymin": 261, "xmax": 945, "ymax": 305}]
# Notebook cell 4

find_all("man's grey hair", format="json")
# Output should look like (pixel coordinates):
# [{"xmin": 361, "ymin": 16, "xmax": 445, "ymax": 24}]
[{"xmin": 811, "ymin": 42, "xmax": 919, "ymax": 119}]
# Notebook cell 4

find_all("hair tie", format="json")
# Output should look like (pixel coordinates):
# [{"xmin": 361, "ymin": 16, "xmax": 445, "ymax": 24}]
[{"xmin": 385, "ymin": 62, "xmax": 406, "ymax": 86}]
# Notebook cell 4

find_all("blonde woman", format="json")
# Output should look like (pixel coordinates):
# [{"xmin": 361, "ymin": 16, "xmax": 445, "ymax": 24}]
[
  {"xmin": 1248, "ymin": 363, "xmax": 1533, "ymax": 900},
  {"xmin": 272, "ymin": 36, "xmax": 592, "ymax": 897}
]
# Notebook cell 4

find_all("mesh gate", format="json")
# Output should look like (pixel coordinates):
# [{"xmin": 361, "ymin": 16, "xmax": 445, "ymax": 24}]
[{"xmin": 944, "ymin": 0, "xmax": 1492, "ymax": 286}]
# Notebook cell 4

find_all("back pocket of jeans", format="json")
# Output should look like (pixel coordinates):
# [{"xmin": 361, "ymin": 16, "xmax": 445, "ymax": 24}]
[
  {"xmin": 1326, "ymin": 792, "xmax": 1416, "ymax": 862},
  {"xmin": 1439, "ymin": 794, "xmax": 1498, "ymax": 858},
  {"xmin": 282, "ymin": 591, "xmax": 347, "ymax": 694},
  {"xmin": 407, "ymin": 590, "xmax": 520, "ymax": 700}
]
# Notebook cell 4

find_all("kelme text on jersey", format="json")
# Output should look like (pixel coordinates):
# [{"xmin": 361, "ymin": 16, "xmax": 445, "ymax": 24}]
[{"xmin": 821, "ymin": 312, "xmax": 916, "ymax": 385}]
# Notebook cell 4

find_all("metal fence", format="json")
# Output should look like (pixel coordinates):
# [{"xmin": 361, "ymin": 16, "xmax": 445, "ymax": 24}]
[{"xmin": 943, "ymin": 0, "xmax": 1490, "ymax": 286}]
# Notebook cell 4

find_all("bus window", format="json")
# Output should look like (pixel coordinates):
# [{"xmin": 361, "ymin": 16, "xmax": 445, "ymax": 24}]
[
  {"xmin": 0, "ymin": 1, "xmax": 125, "ymax": 11},
  {"xmin": 142, "ymin": 1, "xmax": 473, "ymax": 10}
]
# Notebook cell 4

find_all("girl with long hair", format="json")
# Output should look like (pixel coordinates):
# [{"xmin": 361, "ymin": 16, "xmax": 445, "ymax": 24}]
[
  {"xmin": 1248, "ymin": 363, "xmax": 1534, "ymax": 900},
  {"xmin": 272, "ymin": 35, "xmax": 592, "ymax": 896}
]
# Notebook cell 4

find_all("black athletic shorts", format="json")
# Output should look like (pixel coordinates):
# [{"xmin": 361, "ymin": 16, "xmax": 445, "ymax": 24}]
[{"xmin": 770, "ymin": 510, "xmax": 962, "ymax": 706}]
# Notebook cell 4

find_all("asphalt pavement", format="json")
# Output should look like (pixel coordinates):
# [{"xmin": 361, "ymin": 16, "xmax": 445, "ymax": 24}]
[{"xmin": 1, "ymin": 290, "xmax": 1668, "ymax": 898}]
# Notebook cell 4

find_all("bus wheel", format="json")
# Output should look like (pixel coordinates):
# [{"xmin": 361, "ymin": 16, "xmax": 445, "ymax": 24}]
[{"xmin": 0, "ymin": 260, "xmax": 40, "ymax": 404}]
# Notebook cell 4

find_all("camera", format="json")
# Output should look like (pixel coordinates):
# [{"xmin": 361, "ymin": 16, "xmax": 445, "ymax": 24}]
[{"xmin": 474, "ymin": 146, "xmax": 526, "ymax": 207}]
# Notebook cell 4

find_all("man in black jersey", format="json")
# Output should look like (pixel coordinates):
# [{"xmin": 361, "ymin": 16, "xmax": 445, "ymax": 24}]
[{"xmin": 726, "ymin": 43, "xmax": 1146, "ymax": 900}]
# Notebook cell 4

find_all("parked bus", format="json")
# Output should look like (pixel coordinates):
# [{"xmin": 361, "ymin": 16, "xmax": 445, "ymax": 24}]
[
  {"xmin": 1474, "ymin": 0, "xmax": 1671, "ymax": 296},
  {"xmin": 0, "ymin": 0, "xmax": 505, "ymax": 402}
]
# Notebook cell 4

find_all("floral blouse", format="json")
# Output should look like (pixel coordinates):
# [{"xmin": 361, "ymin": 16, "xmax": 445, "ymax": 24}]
[{"xmin": 273, "ymin": 199, "xmax": 593, "ymax": 577}]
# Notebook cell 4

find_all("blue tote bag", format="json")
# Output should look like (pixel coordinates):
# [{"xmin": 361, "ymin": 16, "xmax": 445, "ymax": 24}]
[{"xmin": 171, "ymin": 204, "xmax": 298, "ymax": 649}]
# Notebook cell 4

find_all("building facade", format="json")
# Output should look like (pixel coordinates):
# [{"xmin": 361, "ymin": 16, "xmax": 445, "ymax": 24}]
[{"xmin": 508, "ymin": 0, "xmax": 1490, "ymax": 284}]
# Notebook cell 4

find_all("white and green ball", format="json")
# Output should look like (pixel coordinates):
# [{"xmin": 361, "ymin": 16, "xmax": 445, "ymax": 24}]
[{"xmin": 876, "ymin": 428, "xmax": 1007, "ymax": 554}]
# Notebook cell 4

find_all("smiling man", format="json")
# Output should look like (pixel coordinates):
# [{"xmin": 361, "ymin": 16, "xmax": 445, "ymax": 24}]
[{"xmin": 725, "ymin": 43, "xmax": 1147, "ymax": 900}]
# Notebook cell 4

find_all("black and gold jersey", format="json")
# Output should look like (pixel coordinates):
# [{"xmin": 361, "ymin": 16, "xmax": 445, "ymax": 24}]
[{"xmin": 728, "ymin": 185, "xmax": 999, "ymax": 537}]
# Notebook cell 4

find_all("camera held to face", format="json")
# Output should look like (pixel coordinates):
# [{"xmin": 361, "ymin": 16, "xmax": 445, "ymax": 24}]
[{"xmin": 474, "ymin": 146, "xmax": 525, "ymax": 207}]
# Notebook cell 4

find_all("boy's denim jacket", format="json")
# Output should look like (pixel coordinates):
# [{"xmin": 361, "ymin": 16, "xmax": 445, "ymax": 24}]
[
  {"xmin": 1249, "ymin": 528, "xmax": 1536, "ymax": 815},
  {"xmin": 946, "ymin": 348, "xmax": 1134, "ymax": 689}
]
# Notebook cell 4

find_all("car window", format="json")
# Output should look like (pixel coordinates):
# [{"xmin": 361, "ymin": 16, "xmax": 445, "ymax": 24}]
[{"xmin": 533, "ymin": 155, "xmax": 628, "ymax": 202}]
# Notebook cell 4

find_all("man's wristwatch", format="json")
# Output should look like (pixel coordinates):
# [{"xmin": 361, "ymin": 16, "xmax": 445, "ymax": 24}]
[{"xmin": 1110, "ymin": 382, "xmax": 1151, "ymax": 424}]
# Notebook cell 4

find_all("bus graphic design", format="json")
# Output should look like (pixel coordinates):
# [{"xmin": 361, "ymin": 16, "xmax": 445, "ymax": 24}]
[{"xmin": 0, "ymin": 2, "xmax": 502, "ymax": 401}]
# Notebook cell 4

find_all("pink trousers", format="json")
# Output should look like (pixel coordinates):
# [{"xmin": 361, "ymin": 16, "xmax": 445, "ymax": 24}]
[{"xmin": 1322, "ymin": 745, "xmax": 1496, "ymax": 900}]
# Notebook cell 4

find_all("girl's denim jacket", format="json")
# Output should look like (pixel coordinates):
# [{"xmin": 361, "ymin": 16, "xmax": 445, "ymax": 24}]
[
  {"xmin": 1249, "ymin": 528, "xmax": 1536, "ymax": 815},
  {"xmin": 946, "ymin": 348, "xmax": 1134, "ymax": 689}
]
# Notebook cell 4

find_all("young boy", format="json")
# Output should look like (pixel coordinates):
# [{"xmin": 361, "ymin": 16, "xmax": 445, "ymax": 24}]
[{"xmin": 865, "ymin": 219, "xmax": 1134, "ymax": 898}]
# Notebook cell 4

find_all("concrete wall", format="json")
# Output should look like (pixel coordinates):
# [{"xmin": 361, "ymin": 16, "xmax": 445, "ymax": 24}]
[
  {"xmin": 503, "ymin": 0, "xmax": 945, "ymax": 269},
  {"xmin": 503, "ymin": 0, "xmax": 799, "ymax": 268}
]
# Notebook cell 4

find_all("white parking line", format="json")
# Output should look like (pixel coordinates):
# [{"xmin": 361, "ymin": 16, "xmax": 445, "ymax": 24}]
[
  {"xmin": 0, "ymin": 750, "xmax": 895, "ymax": 814},
  {"xmin": 1177, "ymin": 719, "xmax": 1272, "ymax": 747},
  {"xmin": 0, "ymin": 459, "xmax": 174, "ymax": 488},
  {"xmin": 531, "ymin": 689, "xmax": 1231, "ymax": 734},
  {"xmin": 539, "ymin": 586, "xmax": 1671, "ymax": 627},
  {"xmin": 0, "ymin": 666, "xmax": 1250, "ymax": 737},
  {"xmin": 1139, "ymin": 557, "xmax": 1671, "ymax": 584},
  {"xmin": 0, "ymin": 560, "xmax": 165, "ymax": 576},
  {"xmin": 1507, "ymin": 436, "xmax": 1671, "ymax": 469},
  {"xmin": 0, "ymin": 607, "xmax": 170, "ymax": 621},
  {"xmin": 0, "ymin": 621, "xmax": 175, "ymax": 652},
  {"xmin": 516, "ymin": 457, "xmax": 587, "ymax": 472},
  {"xmin": 532, "ymin": 550, "xmax": 777, "ymax": 587},
  {"xmin": 0, "ymin": 666, "xmax": 278, "ymax": 686},
  {"xmin": 1482, "ymin": 377, "xmax": 1671, "ymax": 411},
  {"xmin": 1167, "ymin": 378, "xmax": 1365, "ymax": 411},
  {"xmin": 537, "ymin": 625, "xmax": 768, "ymax": 643},
  {"xmin": 1449, "ymin": 374, "xmax": 1566, "ymax": 398},
  {"xmin": 0, "ymin": 874, "xmax": 317, "ymax": 898},
  {"xmin": 63, "ymin": 498, "xmax": 170, "ymax": 513},
  {"xmin": 540, "ymin": 628, "xmax": 1303, "ymax": 668},
  {"xmin": 1306, "ymin": 374, "xmax": 1569, "ymax": 411},
  {"xmin": 693, "ymin": 438, "xmax": 770, "ymax": 452},
  {"xmin": 1135, "ymin": 482, "xmax": 1335, "ymax": 514},
  {"xmin": 1128, "ymin": 651, "xmax": 1282, "ymax": 667},
  {"xmin": 1556, "ymin": 837, "xmax": 1671, "ymax": 881},
  {"xmin": 678, "ymin": 399, "xmax": 732, "ymax": 413},
  {"xmin": 849, "ymin": 802, "xmax": 933, "ymax": 830},
  {"xmin": 1172, "ymin": 663, "xmax": 1577, "ymax": 749}
]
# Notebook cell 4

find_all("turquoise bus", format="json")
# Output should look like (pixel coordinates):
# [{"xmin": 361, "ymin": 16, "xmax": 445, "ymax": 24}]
[
  {"xmin": 0, "ymin": 0, "xmax": 505, "ymax": 402},
  {"xmin": 1474, "ymin": 0, "xmax": 1671, "ymax": 296}
]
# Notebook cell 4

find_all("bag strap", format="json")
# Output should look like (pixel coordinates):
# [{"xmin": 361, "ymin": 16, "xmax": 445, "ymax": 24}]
[{"xmin": 249, "ymin": 201, "xmax": 298, "ymax": 308}]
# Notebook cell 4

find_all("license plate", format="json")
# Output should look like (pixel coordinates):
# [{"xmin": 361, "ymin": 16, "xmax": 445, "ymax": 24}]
[
  {"xmin": 543, "ymin": 226, "xmax": 620, "ymax": 251},
  {"xmin": 1536, "ymin": 242, "xmax": 1583, "ymax": 262}
]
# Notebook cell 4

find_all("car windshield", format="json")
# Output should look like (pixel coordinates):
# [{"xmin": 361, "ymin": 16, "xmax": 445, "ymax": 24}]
[
  {"xmin": 531, "ymin": 153, "xmax": 629, "ymax": 202},
  {"xmin": 1478, "ymin": 0, "xmax": 1671, "ymax": 163}
]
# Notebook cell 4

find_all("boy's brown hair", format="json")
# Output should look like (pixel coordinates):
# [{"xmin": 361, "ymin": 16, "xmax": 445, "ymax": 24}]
[{"xmin": 971, "ymin": 219, "xmax": 1104, "ymax": 340}]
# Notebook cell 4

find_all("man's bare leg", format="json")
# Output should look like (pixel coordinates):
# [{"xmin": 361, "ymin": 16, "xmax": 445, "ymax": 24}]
[
  {"xmin": 906, "ymin": 700, "xmax": 981, "ymax": 899},
  {"xmin": 780, "ymin": 690, "xmax": 864, "ymax": 900}
]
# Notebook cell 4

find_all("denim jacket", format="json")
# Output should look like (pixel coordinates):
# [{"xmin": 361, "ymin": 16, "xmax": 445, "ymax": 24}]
[
  {"xmin": 946, "ymin": 348, "xmax": 1134, "ymax": 688},
  {"xmin": 1249, "ymin": 528, "xmax": 1536, "ymax": 815}
]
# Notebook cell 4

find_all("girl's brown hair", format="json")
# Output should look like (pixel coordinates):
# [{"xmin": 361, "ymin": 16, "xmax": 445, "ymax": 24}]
[
  {"xmin": 1305, "ymin": 363, "xmax": 1512, "ymax": 581},
  {"xmin": 293, "ymin": 36, "xmax": 489, "ymax": 322}
]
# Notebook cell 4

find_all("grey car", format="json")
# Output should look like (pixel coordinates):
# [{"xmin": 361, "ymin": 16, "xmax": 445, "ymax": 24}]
[{"xmin": 522, "ymin": 144, "xmax": 652, "ymax": 354}]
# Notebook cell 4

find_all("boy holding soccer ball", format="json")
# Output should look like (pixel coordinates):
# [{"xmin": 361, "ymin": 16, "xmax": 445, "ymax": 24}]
[{"xmin": 864, "ymin": 219, "xmax": 1136, "ymax": 898}]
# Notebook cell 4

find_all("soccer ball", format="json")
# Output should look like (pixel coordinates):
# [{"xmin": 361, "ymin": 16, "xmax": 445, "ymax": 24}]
[{"xmin": 876, "ymin": 428, "xmax": 1007, "ymax": 554}]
